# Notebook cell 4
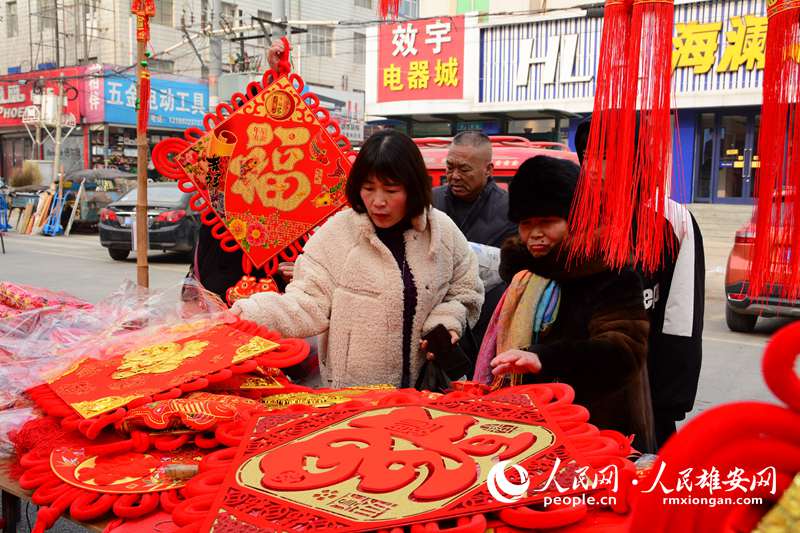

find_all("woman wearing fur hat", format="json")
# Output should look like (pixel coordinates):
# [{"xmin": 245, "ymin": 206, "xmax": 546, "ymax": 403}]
[
  {"xmin": 474, "ymin": 155, "xmax": 655, "ymax": 452},
  {"xmin": 232, "ymin": 130, "xmax": 484, "ymax": 389}
]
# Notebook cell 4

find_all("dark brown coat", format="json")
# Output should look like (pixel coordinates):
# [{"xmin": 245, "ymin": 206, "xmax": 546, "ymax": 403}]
[{"xmin": 500, "ymin": 237, "xmax": 656, "ymax": 452}]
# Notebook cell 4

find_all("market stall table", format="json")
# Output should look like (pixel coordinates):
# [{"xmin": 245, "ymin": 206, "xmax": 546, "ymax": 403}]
[{"xmin": 0, "ymin": 460, "xmax": 107, "ymax": 533}]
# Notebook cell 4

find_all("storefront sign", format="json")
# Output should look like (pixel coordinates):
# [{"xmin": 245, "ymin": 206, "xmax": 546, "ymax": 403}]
[
  {"xmin": 378, "ymin": 15, "xmax": 465, "ymax": 102},
  {"xmin": 673, "ymin": 15, "xmax": 767, "ymax": 74},
  {"xmin": 103, "ymin": 73, "xmax": 208, "ymax": 129},
  {"xmin": 483, "ymin": 0, "xmax": 766, "ymax": 106},
  {"xmin": 516, "ymin": 33, "xmax": 593, "ymax": 87},
  {"xmin": 0, "ymin": 66, "xmax": 86, "ymax": 126}
]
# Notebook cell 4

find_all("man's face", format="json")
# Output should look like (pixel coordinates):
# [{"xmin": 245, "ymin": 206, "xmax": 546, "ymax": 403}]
[{"xmin": 445, "ymin": 144, "xmax": 492, "ymax": 202}]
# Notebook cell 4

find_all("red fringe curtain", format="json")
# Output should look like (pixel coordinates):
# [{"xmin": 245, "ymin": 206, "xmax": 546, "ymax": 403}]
[
  {"xmin": 748, "ymin": 0, "xmax": 800, "ymax": 300},
  {"xmin": 569, "ymin": 0, "xmax": 675, "ymax": 273}
]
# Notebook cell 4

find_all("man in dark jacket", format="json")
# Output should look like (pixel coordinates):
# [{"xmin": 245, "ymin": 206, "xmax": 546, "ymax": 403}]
[
  {"xmin": 490, "ymin": 156, "xmax": 655, "ymax": 452},
  {"xmin": 573, "ymin": 119, "xmax": 705, "ymax": 448},
  {"xmin": 433, "ymin": 131, "xmax": 518, "ymax": 366},
  {"xmin": 433, "ymin": 131, "xmax": 517, "ymax": 247}
]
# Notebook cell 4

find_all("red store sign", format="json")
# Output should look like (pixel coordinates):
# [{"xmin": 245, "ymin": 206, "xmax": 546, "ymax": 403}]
[
  {"xmin": 377, "ymin": 15, "xmax": 465, "ymax": 103},
  {"xmin": 0, "ymin": 66, "xmax": 87, "ymax": 127}
]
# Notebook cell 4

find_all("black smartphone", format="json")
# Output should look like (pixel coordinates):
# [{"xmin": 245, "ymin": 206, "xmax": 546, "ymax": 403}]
[{"xmin": 422, "ymin": 324, "xmax": 470, "ymax": 380}]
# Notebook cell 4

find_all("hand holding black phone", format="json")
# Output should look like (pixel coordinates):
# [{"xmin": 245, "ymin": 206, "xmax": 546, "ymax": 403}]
[{"xmin": 417, "ymin": 325, "xmax": 471, "ymax": 390}]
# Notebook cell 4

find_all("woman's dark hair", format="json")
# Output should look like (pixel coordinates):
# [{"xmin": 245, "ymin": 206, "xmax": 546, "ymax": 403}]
[{"xmin": 345, "ymin": 130, "xmax": 432, "ymax": 219}]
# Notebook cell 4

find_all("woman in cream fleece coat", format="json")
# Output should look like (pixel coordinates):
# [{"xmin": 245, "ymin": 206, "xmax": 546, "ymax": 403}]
[{"xmin": 231, "ymin": 131, "xmax": 484, "ymax": 388}]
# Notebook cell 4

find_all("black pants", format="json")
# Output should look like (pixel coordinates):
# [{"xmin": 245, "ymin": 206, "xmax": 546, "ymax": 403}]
[{"xmin": 653, "ymin": 410, "xmax": 679, "ymax": 450}]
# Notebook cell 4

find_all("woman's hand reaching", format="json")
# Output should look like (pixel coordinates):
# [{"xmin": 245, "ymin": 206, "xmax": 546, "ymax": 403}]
[{"xmin": 490, "ymin": 349, "xmax": 542, "ymax": 375}]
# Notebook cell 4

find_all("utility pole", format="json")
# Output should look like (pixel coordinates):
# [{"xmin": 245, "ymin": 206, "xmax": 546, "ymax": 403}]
[
  {"xmin": 274, "ymin": 0, "xmax": 287, "ymax": 38},
  {"xmin": 52, "ymin": 77, "xmax": 64, "ymax": 197},
  {"xmin": 209, "ymin": 0, "xmax": 222, "ymax": 108},
  {"xmin": 132, "ymin": 0, "xmax": 155, "ymax": 289}
]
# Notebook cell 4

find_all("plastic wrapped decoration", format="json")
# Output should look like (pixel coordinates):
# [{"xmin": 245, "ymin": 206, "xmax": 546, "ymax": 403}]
[
  {"xmin": 0, "ymin": 281, "xmax": 93, "ymax": 313},
  {"xmin": 627, "ymin": 320, "xmax": 800, "ymax": 532},
  {"xmin": 27, "ymin": 317, "xmax": 309, "ymax": 440},
  {"xmin": 168, "ymin": 384, "xmax": 638, "ymax": 533},
  {"xmin": 0, "ymin": 280, "xmax": 232, "ymax": 414},
  {"xmin": 151, "ymin": 38, "xmax": 355, "ymax": 305}
]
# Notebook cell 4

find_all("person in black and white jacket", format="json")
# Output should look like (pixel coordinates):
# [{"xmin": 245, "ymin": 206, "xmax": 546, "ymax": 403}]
[{"xmin": 574, "ymin": 119, "xmax": 705, "ymax": 449}]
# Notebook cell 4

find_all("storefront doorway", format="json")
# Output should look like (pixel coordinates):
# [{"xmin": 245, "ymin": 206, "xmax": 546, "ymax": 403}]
[{"xmin": 693, "ymin": 109, "xmax": 760, "ymax": 204}]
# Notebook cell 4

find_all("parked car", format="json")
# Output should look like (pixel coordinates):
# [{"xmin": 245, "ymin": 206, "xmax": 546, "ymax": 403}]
[
  {"xmin": 725, "ymin": 190, "xmax": 797, "ymax": 332},
  {"xmin": 99, "ymin": 182, "xmax": 201, "ymax": 261},
  {"xmin": 414, "ymin": 135, "xmax": 580, "ymax": 188}
]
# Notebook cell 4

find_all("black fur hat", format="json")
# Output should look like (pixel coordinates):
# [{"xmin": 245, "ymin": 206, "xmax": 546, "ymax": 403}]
[{"xmin": 508, "ymin": 155, "xmax": 580, "ymax": 223}]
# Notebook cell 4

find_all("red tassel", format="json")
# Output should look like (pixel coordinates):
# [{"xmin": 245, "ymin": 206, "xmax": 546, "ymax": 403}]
[
  {"xmin": 569, "ymin": 0, "xmax": 636, "ymax": 266},
  {"xmin": 137, "ymin": 70, "xmax": 151, "ymax": 136},
  {"xmin": 629, "ymin": 0, "xmax": 675, "ymax": 273},
  {"xmin": 569, "ymin": 0, "xmax": 675, "ymax": 273},
  {"xmin": 379, "ymin": 0, "xmax": 400, "ymax": 19},
  {"xmin": 748, "ymin": 0, "xmax": 800, "ymax": 300}
]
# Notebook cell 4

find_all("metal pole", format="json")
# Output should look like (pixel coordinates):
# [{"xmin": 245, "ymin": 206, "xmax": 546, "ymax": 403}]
[
  {"xmin": 273, "ymin": 0, "xmax": 286, "ymax": 38},
  {"xmin": 209, "ymin": 0, "xmax": 222, "ymax": 109},
  {"xmin": 135, "ymin": 39, "xmax": 149, "ymax": 288},
  {"xmin": 53, "ymin": 0, "xmax": 61, "ymax": 67},
  {"xmin": 52, "ymin": 77, "xmax": 64, "ymax": 195}
]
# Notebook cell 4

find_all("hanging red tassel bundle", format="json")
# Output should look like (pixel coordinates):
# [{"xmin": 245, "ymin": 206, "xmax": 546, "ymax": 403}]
[
  {"xmin": 628, "ymin": 0, "xmax": 675, "ymax": 273},
  {"xmin": 570, "ymin": 0, "xmax": 675, "ymax": 273},
  {"xmin": 568, "ymin": 0, "xmax": 636, "ymax": 265},
  {"xmin": 378, "ymin": 0, "xmax": 401, "ymax": 19},
  {"xmin": 748, "ymin": 0, "xmax": 800, "ymax": 300}
]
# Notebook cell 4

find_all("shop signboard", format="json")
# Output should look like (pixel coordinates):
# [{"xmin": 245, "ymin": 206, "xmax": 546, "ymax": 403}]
[
  {"xmin": 483, "ymin": 0, "xmax": 766, "ymax": 106},
  {"xmin": 103, "ymin": 73, "xmax": 208, "ymax": 129},
  {"xmin": 0, "ymin": 66, "xmax": 86, "ymax": 127},
  {"xmin": 377, "ymin": 15, "xmax": 465, "ymax": 103}
]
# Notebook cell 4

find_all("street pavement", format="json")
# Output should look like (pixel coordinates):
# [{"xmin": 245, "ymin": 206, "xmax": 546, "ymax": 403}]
[{"xmin": 0, "ymin": 227, "xmax": 788, "ymax": 532}]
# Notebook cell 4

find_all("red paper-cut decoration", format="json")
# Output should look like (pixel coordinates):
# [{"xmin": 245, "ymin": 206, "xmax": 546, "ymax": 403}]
[
  {"xmin": 226, "ymin": 275, "xmax": 279, "ymax": 306},
  {"xmin": 175, "ymin": 385, "xmax": 635, "ymax": 532},
  {"xmin": 27, "ymin": 319, "xmax": 309, "ymax": 439}
]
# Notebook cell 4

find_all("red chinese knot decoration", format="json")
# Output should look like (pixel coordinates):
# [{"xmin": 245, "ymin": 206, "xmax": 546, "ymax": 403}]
[{"xmin": 151, "ymin": 41, "xmax": 355, "ymax": 305}]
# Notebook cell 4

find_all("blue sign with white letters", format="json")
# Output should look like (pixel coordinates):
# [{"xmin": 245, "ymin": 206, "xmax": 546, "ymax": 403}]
[{"xmin": 103, "ymin": 73, "xmax": 208, "ymax": 129}]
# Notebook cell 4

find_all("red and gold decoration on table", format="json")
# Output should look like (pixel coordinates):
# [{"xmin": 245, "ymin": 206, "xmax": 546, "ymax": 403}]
[
  {"xmin": 0, "ymin": 281, "xmax": 93, "ymax": 314},
  {"xmin": 747, "ymin": 0, "xmax": 800, "ymax": 300},
  {"xmin": 170, "ymin": 384, "xmax": 638, "ymax": 532},
  {"xmin": 151, "ymin": 38, "xmax": 355, "ymax": 305},
  {"xmin": 51, "ymin": 446, "xmax": 203, "ymax": 495},
  {"xmin": 26, "ymin": 318, "xmax": 309, "ymax": 439}
]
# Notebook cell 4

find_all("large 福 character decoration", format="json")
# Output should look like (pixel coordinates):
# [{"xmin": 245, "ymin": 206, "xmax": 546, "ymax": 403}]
[
  {"xmin": 152, "ymin": 39, "xmax": 354, "ymax": 305},
  {"xmin": 747, "ymin": 0, "xmax": 800, "ymax": 300}
]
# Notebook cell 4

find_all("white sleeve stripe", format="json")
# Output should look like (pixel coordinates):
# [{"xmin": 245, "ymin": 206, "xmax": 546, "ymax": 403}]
[{"xmin": 662, "ymin": 201, "xmax": 696, "ymax": 337}]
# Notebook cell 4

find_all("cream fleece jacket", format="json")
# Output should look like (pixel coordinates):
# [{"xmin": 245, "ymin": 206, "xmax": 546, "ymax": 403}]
[{"xmin": 231, "ymin": 207, "xmax": 484, "ymax": 388}]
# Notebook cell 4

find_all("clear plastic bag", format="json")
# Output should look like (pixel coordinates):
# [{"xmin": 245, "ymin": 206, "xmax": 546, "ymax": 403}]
[{"xmin": 0, "ymin": 278, "xmax": 231, "ymax": 408}]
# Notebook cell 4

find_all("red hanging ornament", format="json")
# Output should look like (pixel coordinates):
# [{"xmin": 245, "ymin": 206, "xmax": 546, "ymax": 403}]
[
  {"xmin": 628, "ymin": 0, "xmax": 676, "ymax": 273},
  {"xmin": 379, "ymin": 0, "xmax": 401, "ymax": 19},
  {"xmin": 137, "ymin": 69, "xmax": 151, "ymax": 136},
  {"xmin": 569, "ymin": 0, "xmax": 676, "ymax": 274},
  {"xmin": 748, "ymin": 0, "xmax": 800, "ymax": 300},
  {"xmin": 568, "ymin": 0, "xmax": 636, "ymax": 267}
]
